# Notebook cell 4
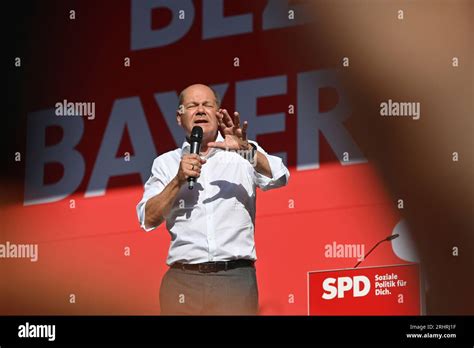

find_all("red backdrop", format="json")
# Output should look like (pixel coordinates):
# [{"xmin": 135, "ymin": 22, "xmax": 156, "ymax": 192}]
[{"xmin": 2, "ymin": 0, "xmax": 411, "ymax": 315}]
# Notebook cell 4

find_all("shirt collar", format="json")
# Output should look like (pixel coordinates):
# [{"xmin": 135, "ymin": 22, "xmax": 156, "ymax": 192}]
[{"xmin": 181, "ymin": 132, "xmax": 225, "ymax": 158}]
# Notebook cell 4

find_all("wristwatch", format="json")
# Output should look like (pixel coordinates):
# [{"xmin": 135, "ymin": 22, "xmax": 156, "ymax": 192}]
[{"xmin": 247, "ymin": 142, "xmax": 257, "ymax": 163}]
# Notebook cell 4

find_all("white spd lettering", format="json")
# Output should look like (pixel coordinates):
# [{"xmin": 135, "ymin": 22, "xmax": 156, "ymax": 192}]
[{"xmin": 322, "ymin": 276, "xmax": 371, "ymax": 300}]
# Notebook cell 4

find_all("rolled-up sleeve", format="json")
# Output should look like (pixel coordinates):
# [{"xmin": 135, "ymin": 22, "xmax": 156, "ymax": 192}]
[
  {"xmin": 136, "ymin": 157, "xmax": 169, "ymax": 232},
  {"xmin": 250, "ymin": 141, "xmax": 290, "ymax": 191}
]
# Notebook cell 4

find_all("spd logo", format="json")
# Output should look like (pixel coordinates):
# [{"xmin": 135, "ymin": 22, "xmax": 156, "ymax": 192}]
[{"xmin": 322, "ymin": 276, "xmax": 371, "ymax": 300}]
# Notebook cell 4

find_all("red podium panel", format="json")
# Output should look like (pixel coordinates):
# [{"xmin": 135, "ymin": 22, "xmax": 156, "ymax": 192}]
[{"xmin": 308, "ymin": 264, "xmax": 421, "ymax": 315}]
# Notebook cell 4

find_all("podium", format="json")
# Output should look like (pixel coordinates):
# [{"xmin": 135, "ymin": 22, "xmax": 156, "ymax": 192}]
[{"xmin": 307, "ymin": 263, "xmax": 421, "ymax": 315}]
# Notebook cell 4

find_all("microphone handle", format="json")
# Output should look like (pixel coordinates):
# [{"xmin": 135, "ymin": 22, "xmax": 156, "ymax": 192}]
[{"xmin": 188, "ymin": 141, "xmax": 201, "ymax": 190}]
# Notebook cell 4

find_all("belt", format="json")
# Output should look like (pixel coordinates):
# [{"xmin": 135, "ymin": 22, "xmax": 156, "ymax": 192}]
[{"xmin": 171, "ymin": 259, "xmax": 255, "ymax": 273}]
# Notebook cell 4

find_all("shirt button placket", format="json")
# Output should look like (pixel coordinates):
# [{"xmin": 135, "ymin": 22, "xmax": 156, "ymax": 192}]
[{"xmin": 202, "ymin": 165, "xmax": 217, "ymax": 262}]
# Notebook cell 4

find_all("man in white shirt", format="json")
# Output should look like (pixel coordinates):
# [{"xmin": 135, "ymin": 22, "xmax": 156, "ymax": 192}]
[{"xmin": 136, "ymin": 84, "xmax": 289, "ymax": 315}]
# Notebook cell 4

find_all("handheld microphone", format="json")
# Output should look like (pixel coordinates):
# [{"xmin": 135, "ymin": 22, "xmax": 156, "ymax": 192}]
[
  {"xmin": 188, "ymin": 126, "xmax": 203, "ymax": 190},
  {"xmin": 353, "ymin": 234, "xmax": 400, "ymax": 268}
]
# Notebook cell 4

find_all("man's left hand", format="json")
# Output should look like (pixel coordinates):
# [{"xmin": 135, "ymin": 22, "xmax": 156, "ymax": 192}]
[{"xmin": 208, "ymin": 109, "xmax": 251, "ymax": 151}]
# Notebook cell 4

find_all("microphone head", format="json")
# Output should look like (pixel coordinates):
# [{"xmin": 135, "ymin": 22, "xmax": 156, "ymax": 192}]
[
  {"xmin": 190, "ymin": 126, "xmax": 203, "ymax": 142},
  {"xmin": 386, "ymin": 234, "xmax": 400, "ymax": 241}
]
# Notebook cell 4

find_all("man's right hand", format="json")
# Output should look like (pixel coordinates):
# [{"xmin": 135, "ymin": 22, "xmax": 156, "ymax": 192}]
[
  {"xmin": 176, "ymin": 154, "xmax": 207, "ymax": 186},
  {"xmin": 144, "ymin": 154, "xmax": 206, "ymax": 229}
]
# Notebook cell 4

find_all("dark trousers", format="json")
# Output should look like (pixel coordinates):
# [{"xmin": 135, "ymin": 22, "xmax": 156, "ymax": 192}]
[{"xmin": 159, "ymin": 265, "xmax": 259, "ymax": 315}]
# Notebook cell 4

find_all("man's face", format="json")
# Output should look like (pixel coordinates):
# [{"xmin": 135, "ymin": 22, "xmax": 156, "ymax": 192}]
[{"xmin": 177, "ymin": 85, "xmax": 219, "ymax": 139}]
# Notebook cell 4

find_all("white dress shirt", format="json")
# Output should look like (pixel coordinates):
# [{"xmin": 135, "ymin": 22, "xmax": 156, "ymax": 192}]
[{"xmin": 136, "ymin": 133, "xmax": 289, "ymax": 265}]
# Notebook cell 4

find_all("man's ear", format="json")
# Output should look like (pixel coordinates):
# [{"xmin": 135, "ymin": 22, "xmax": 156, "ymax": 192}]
[{"xmin": 176, "ymin": 105, "xmax": 184, "ymax": 126}]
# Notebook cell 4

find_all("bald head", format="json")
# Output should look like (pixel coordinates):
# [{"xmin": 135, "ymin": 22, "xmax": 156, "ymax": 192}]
[{"xmin": 178, "ymin": 84, "xmax": 220, "ymax": 110}]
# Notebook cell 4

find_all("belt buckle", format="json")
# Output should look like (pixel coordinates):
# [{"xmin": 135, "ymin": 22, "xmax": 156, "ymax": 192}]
[{"xmin": 199, "ymin": 262, "xmax": 216, "ymax": 273}]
